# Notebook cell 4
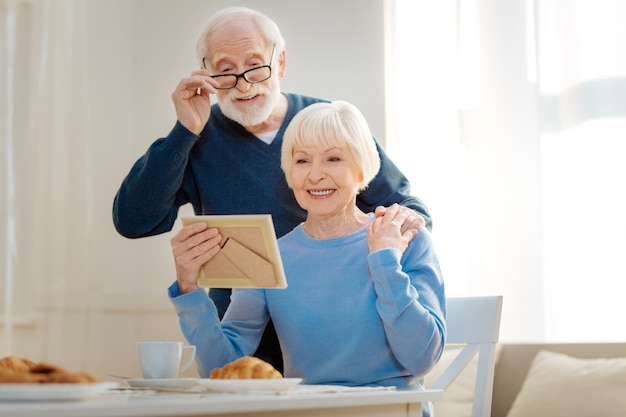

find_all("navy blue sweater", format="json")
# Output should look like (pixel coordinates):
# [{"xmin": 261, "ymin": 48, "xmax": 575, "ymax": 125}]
[{"xmin": 113, "ymin": 93, "xmax": 430, "ymax": 239}]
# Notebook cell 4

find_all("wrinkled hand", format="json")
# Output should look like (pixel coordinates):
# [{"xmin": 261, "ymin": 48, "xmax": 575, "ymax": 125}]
[
  {"xmin": 170, "ymin": 222, "xmax": 222, "ymax": 294},
  {"xmin": 368, "ymin": 204, "xmax": 419, "ymax": 254},
  {"xmin": 374, "ymin": 204, "xmax": 425, "ymax": 236},
  {"xmin": 171, "ymin": 69, "xmax": 218, "ymax": 135}
]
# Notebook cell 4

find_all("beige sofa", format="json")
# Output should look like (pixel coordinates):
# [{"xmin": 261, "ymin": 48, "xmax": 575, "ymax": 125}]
[
  {"xmin": 491, "ymin": 342, "xmax": 626, "ymax": 417},
  {"xmin": 428, "ymin": 342, "xmax": 626, "ymax": 417}
]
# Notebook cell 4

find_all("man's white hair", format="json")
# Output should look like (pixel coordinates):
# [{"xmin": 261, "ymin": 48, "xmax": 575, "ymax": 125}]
[{"xmin": 195, "ymin": 6, "xmax": 286, "ymax": 67}]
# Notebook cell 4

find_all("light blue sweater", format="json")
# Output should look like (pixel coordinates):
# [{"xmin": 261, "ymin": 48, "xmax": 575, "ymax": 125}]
[{"xmin": 168, "ymin": 217, "xmax": 446, "ymax": 389}]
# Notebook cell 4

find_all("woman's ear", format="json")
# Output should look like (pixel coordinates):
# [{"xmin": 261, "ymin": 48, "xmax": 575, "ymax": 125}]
[{"xmin": 356, "ymin": 171, "xmax": 365, "ymax": 192}]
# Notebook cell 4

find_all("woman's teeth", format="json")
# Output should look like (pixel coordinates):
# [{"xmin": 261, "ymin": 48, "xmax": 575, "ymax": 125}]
[{"xmin": 309, "ymin": 189, "xmax": 333, "ymax": 196}]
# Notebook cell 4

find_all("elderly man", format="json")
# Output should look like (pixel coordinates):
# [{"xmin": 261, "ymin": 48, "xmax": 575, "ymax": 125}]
[{"xmin": 112, "ymin": 6, "xmax": 431, "ymax": 372}]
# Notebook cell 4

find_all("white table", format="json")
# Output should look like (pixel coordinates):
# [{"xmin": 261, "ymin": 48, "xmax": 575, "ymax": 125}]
[{"xmin": 0, "ymin": 386, "xmax": 444, "ymax": 417}]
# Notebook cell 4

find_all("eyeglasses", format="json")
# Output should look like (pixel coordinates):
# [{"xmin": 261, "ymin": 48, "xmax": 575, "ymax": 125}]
[{"xmin": 203, "ymin": 44, "xmax": 276, "ymax": 90}]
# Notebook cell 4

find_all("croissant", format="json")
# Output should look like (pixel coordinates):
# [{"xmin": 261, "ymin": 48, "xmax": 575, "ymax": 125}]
[
  {"xmin": 0, "ymin": 355, "xmax": 98, "ymax": 383},
  {"xmin": 210, "ymin": 356, "xmax": 282, "ymax": 379},
  {"xmin": 0, "ymin": 356, "xmax": 37, "ymax": 374}
]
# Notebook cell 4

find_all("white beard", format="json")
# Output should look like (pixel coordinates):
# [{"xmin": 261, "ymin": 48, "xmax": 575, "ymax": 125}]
[{"xmin": 217, "ymin": 81, "xmax": 280, "ymax": 127}]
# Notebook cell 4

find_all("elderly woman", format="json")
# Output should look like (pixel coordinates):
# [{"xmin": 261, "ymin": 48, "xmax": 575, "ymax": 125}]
[{"xmin": 168, "ymin": 101, "xmax": 446, "ymax": 390}]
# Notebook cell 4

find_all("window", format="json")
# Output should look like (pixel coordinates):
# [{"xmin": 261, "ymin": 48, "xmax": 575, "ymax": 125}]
[{"xmin": 386, "ymin": 0, "xmax": 626, "ymax": 342}]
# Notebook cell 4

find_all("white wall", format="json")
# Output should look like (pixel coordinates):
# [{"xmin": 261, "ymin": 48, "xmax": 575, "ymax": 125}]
[{"xmin": 4, "ymin": 0, "xmax": 385, "ymax": 380}]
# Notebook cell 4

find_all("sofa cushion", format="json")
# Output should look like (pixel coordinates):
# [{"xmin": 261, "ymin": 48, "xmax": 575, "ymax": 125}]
[{"xmin": 506, "ymin": 349, "xmax": 626, "ymax": 417}]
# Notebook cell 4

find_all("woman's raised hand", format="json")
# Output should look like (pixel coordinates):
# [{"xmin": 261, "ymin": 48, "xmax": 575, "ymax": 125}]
[{"xmin": 367, "ymin": 204, "xmax": 418, "ymax": 254}]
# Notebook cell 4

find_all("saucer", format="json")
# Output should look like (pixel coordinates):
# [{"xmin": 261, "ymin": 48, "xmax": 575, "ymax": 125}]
[{"xmin": 125, "ymin": 378, "xmax": 197, "ymax": 389}]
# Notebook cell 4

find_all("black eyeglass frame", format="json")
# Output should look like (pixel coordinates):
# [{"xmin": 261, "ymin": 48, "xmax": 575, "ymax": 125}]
[{"xmin": 203, "ymin": 44, "xmax": 276, "ymax": 90}]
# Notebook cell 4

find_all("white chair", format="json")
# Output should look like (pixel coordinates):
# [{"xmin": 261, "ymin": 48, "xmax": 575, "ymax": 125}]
[{"xmin": 431, "ymin": 295, "xmax": 503, "ymax": 417}]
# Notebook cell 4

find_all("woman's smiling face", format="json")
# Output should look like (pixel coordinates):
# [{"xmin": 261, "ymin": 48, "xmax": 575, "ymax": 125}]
[{"xmin": 289, "ymin": 143, "xmax": 363, "ymax": 218}]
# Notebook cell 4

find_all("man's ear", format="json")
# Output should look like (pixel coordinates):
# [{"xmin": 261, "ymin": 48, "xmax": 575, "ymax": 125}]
[{"xmin": 277, "ymin": 49, "xmax": 287, "ymax": 79}]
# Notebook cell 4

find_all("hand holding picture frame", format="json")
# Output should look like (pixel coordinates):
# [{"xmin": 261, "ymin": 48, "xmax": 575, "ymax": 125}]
[{"xmin": 181, "ymin": 215, "xmax": 287, "ymax": 288}]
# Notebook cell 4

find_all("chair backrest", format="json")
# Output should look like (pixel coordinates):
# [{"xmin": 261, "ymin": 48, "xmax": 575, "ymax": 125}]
[{"xmin": 431, "ymin": 295, "xmax": 503, "ymax": 417}]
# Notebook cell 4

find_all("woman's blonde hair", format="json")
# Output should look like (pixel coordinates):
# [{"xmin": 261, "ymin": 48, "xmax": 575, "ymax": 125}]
[{"xmin": 281, "ymin": 101, "xmax": 381, "ymax": 193}]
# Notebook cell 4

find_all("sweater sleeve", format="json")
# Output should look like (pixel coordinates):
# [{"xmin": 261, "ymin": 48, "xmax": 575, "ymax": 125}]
[
  {"xmin": 112, "ymin": 122, "xmax": 198, "ymax": 238},
  {"xmin": 367, "ymin": 229, "xmax": 446, "ymax": 376},
  {"xmin": 357, "ymin": 139, "xmax": 433, "ymax": 230},
  {"xmin": 168, "ymin": 282, "xmax": 268, "ymax": 377}
]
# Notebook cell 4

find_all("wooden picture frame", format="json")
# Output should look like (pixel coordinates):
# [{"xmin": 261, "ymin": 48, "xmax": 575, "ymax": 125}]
[{"xmin": 180, "ymin": 215, "xmax": 287, "ymax": 289}]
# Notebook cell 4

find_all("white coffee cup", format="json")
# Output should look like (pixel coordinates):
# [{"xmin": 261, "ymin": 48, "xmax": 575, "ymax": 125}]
[{"xmin": 137, "ymin": 341, "xmax": 196, "ymax": 379}]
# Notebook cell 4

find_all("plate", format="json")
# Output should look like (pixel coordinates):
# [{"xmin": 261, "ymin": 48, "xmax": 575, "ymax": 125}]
[
  {"xmin": 125, "ymin": 378, "xmax": 197, "ymax": 389},
  {"xmin": 196, "ymin": 378, "xmax": 302, "ymax": 393},
  {"xmin": 0, "ymin": 382, "xmax": 117, "ymax": 401}
]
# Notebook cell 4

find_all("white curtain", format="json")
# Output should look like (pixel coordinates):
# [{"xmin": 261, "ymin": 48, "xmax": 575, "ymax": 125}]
[
  {"xmin": 386, "ymin": 0, "xmax": 626, "ymax": 342},
  {"xmin": 1, "ymin": 0, "xmax": 19, "ymax": 354},
  {"xmin": 0, "ymin": 0, "xmax": 93, "ymax": 356},
  {"xmin": 537, "ymin": 0, "xmax": 626, "ymax": 341}
]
